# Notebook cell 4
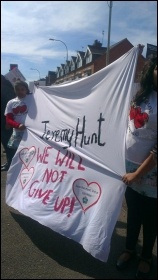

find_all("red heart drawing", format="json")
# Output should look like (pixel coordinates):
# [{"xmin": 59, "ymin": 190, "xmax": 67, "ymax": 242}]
[
  {"xmin": 129, "ymin": 107, "xmax": 149, "ymax": 129},
  {"xmin": 20, "ymin": 105, "xmax": 27, "ymax": 113},
  {"xmin": 20, "ymin": 167, "xmax": 34, "ymax": 189},
  {"xmin": 12, "ymin": 107, "xmax": 19, "ymax": 114},
  {"xmin": 73, "ymin": 178, "xmax": 101, "ymax": 212},
  {"xmin": 13, "ymin": 104, "xmax": 27, "ymax": 114},
  {"xmin": 19, "ymin": 146, "xmax": 36, "ymax": 168}
]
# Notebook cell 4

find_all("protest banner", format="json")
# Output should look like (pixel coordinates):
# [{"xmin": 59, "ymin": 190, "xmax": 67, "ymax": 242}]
[{"xmin": 6, "ymin": 46, "xmax": 139, "ymax": 262}]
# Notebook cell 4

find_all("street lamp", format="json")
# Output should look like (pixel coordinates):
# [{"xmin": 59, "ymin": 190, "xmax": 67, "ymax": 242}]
[
  {"xmin": 30, "ymin": 68, "xmax": 41, "ymax": 80},
  {"xmin": 49, "ymin": 38, "xmax": 68, "ymax": 62},
  {"xmin": 106, "ymin": 1, "xmax": 113, "ymax": 66}
]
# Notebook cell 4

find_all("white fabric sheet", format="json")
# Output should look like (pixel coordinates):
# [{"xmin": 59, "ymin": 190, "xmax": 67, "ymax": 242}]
[{"xmin": 6, "ymin": 46, "xmax": 139, "ymax": 262}]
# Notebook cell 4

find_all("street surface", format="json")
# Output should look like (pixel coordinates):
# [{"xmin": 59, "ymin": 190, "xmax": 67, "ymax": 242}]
[{"xmin": 1, "ymin": 151, "xmax": 157, "ymax": 279}]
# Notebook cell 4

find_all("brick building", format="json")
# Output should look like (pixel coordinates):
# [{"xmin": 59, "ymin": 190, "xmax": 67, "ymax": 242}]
[
  {"xmin": 45, "ymin": 71, "xmax": 56, "ymax": 86},
  {"xmin": 46, "ymin": 38, "xmax": 146, "ymax": 85}
]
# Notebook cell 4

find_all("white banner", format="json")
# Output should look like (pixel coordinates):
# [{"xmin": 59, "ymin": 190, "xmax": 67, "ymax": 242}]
[{"xmin": 6, "ymin": 46, "xmax": 139, "ymax": 262}]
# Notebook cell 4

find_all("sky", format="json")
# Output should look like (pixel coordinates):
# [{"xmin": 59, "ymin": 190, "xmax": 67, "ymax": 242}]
[{"xmin": 1, "ymin": 1, "xmax": 157, "ymax": 83}]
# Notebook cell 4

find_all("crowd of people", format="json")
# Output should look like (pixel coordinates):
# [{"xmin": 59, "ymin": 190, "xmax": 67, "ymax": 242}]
[{"xmin": 1, "ymin": 46, "xmax": 157, "ymax": 279}]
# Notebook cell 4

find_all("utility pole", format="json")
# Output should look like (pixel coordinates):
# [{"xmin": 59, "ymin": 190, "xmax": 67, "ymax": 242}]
[
  {"xmin": 106, "ymin": 1, "xmax": 113, "ymax": 66},
  {"xmin": 102, "ymin": 30, "xmax": 104, "ymax": 45}
]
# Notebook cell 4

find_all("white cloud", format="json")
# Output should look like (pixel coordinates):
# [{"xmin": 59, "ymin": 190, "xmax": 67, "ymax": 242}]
[{"xmin": 1, "ymin": 1, "xmax": 157, "ymax": 81}]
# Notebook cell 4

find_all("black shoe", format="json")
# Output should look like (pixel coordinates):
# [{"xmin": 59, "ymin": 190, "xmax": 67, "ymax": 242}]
[
  {"xmin": 116, "ymin": 250, "xmax": 136, "ymax": 270},
  {"xmin": 135, "ymin": 257, "xmax": 152, "ymax": 279},
  {"xmin": 1, "ymin": 163, "xmax": 9, "ymax": 171}
]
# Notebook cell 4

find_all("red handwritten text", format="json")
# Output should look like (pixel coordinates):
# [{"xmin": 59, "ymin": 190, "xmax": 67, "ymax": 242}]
[
  {"xmin": 42, "ymin": 169, "xmax": 67, "ymax": 183},
  {"xmin": 55, "ymin": 150, "xmax": 85, "ymax": 170},
  {"xmin": 28, "ymin": 180, "xmax": 53, "ymax": 204},
  {"xmin": 54, "ymin": 196, "xmax": 76, "ymax": 217},
  {"xmin": 37, "ymin": 146, "xmax": 53, "ymax": 164}
]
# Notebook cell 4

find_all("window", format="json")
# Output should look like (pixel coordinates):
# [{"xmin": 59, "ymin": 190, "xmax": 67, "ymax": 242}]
[
  {"xmin": 77, "ymin": 59, "xmax": 82, "ymax": 68},
  {"xmin": 71, "ymin": 64, "xmax": 75, "ymax": 71},
  {"xmin": 86, "ymin": 53, "xmax": 92, "ymax": 64},
  {"xmin": 65, "ymin": 66, "xmax": 69, "ymax": 74},
  {"xmin": 60, "ymin": 70, "xmax": 64, "ymax": 76}
]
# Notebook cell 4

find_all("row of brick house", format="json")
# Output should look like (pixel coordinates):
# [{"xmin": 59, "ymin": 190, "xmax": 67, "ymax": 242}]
[{"xmin": 45, "ymin": 38, "xmax": 146, "ymax": 86}]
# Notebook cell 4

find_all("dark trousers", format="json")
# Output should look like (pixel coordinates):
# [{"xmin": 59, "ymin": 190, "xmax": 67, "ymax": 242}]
[
  {"xmin": 1, "ymin": 128, "xmax": 16, "ymax": 166},
  {"xmin": 125, "ymin": 187, "xmax": 157, "ymax": 259}
]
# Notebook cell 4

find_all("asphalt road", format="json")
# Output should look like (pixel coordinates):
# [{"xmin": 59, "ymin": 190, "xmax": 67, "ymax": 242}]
[{"xmin": 1, "ymin": 151, "xmax": 157, "ymax": 279}]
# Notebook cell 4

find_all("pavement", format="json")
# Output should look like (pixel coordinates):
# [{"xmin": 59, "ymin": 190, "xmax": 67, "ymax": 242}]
[{"xmin": 1, "ymin": 150, "xmax": 157, "ymax": 279}]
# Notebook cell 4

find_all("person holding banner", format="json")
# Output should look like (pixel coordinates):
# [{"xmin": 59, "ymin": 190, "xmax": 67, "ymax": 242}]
[
  {"xmin": 3, "ymin": 80, "xmax": 31, "ymax": 170},
  {"xmin": 1, "ymin": 75, "xmax": 16, "ymax": 172},
  {"xmin": 116, "ymin": 56, "xmax": 157, "ymax": 279}
]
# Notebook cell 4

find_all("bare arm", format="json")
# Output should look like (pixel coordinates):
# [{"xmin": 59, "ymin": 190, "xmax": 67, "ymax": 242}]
[{"xmin": 122, "ymin": 152, "xmax": 156, "ymax": 185}]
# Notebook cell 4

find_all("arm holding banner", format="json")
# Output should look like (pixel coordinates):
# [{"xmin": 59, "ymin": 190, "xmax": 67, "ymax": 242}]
[{"xmin": 122, "ymin": 150, "xmax": 157, "ymax": 185}]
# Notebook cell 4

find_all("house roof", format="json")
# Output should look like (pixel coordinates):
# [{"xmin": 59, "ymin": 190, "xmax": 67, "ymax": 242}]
[
  {"xmin": 87, "ymin": 45, "xmax": 106, "ymax": 55},
  {"xmin": 65, "ymin": 60, "xmax": 70, "ymax": 66},
  {"xmin": 50, "ymin": 38, "xmax": 135, "ymax": 78},
  {"xmin": 109, "ymin": 38, "xmax": 133, "ymax": 50},
  {"xmin": 71, "ymin": 56, "xmax": 77, "ymax": 62},
  {"xmin": 56, "ymin": 67, "xmax": 60, "ymax": 73},
  {"xmin": 77, "ymin": 51, "xmax": 85, "ymax": 59}
]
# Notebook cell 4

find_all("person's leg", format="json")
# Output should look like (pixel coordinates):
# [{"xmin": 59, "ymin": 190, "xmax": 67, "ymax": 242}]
[
  {"xmin": 1, "ymin": 147, "xmax": 16, "ymax": 171},
  {"xmin": 1, "ymin": 128, "xmax": 12, "ymax": 148},
  {"xmin": 6, "ymin": 148, "xmax": 17, "ymax": 166},
  {"xmin": 141, "ymin": 196, "xmax": 157, "ymax": 259},
  {"xmin": 136, "ymin": 196, "xmax": 157, "ymax": 278},
  {"xmin": 125, "ymin": 187, "xmax": 142, "ymax": 250},
  {"xmin": 116, "ymin": 187, "xmax": 142, "ymax": 269},
  {"xmin": 1, "ymin": 129, "xmax": 17, "ymax": 171},
  {"xmin": 1, "ymin": 128, "xmax": 13, "ymax": 166}
]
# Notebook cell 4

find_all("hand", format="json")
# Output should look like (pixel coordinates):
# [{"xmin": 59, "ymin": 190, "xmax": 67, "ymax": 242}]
[
  {"xmin": 122, "ymin": 172, "xmax": 139, "ymax": 185},
  {"xmin": 18, "ymin": 124, "xmax": 26, "ymax": 130},
  {"xmin": 137, "ymin": 44, "xmax": 145, "ymax": 55}
]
